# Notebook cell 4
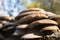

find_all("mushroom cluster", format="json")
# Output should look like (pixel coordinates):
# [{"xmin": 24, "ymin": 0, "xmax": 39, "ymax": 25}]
[{"xmin": 0, "ymin": 8, "xmax": 60, "ymax": 40}]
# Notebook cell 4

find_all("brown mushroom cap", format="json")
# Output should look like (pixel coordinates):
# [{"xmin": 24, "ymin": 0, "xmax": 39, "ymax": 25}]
[
  {"xmin": 46, "ymin": 12, "xmax": 56, "ymax": 16},
  {"xmin": 5, "ymin": 16, "xmax": 14, "ymax": 20},
  {"xmin": 16, "ymin": 24, "xmax": 28, "ymax": 29},
  {"xmin": 49, "ymin": 15, "xmax": 60, "ymax": 27},
  {"xmin": 27, "ymin": 19, "xmax": 58, "ymax": 28},
  {"xmin": 17, "ymin": 14, "xmax": 48, "ymax": 24},
  {"xmin": 15, "ymin": 11, "xmax": 41, "ymax": 20},
  {"xmin": 49, "ymin": 15, "xmax": 60, "ymax": 19},
  {"xmin": 21, "ymin": 33, "xmax": 42, "ymax": 39},
  {"xmin": 19, "ymin": 8, "xmax": 45, "ymax": 14},
  {"xmin": 39, "ymin": 26, "xmax": 59, "ymax": 35},
  {"xmin": 0, "ymin": 16, "xmax": 14, "ymax": 21},
  {"xmin": 15, "ymin": 8, "xmax": 47, "ymax": 20},
  {"xmin": 0, "ymin": 16, "xmax": 9, "ymax": 21},
  {"xmin": 55, "ymin": 19, "xmax": 60, "ymax": 28},
  {"xmin": 1, "ymin": 23, "xmax": 16, "ymax": 31},
  {"xmin": 1, "ymin": 21, "xmax": 9, "ymax": 24}
]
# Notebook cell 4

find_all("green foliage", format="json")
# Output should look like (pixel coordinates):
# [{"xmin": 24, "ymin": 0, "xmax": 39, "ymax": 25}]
[
  {"xmin": 27, "ymin": 2, "xmax": 40, "ymax": 8},
  {"xmin": 27, "ymin": 0, "xmax": 60, "ymax": 15}
]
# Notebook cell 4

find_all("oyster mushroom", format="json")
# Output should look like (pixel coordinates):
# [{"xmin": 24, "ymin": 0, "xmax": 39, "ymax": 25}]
[
  {"xmin": 20, "ymin": 8, "xmax": 45, "ymax": 14},
  {"xmin": 21, "ymin": 33, "xmax": 42, "ymax": 39},
  {"xmin": 46, "ymin": 12, "xmax": 56, "ymax": 17},
  {"xmin": 39, "ymin": 26, "xmax": 59, "ymax": 36},
  {"xmin": 17, "ymin": 14, "xmax": 48, "ymax": 24},
  {"xmin": 49, "ymin": 15, "xmax": 60, "ymax": 28},
  {"xmin": 15, "ymin": 8, "xmax": 47, "ymax": 21},
  {"xmin": 0, "ymin": 16, "xmax": 14, "ymax": 21},
  {"xmin": 27, "ymin": 19, "xmax": 58, "ymax": 28},
  {"xmin": 16, "ymin": 24, "xmax": 28, "ymax": 29}
]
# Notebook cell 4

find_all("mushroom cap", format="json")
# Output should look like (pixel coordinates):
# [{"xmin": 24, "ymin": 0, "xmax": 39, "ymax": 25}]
[
  {"xmin": 55, "ymin": 19, "xmax": 60, "ymax": 28},
  {"xmin": 17, "ymin": 14, "xmax": 48, "ymax": 24},
  {"xmin": 1, "ymin": 21, "xmax": 9, "ymax": 24},
  {"xmin": 46, "ymin": 12, "xmax": 56, "ymax": 16},
  {"xmin": 3, "ymin": 22, "xmax": 17, "ymax": 26},
  {"xmin": 2, "ymin": 26, "xmax": 15, "ymax": 31},
  {"xmin": 0, "ymin": 16, "xmax": 9, "ymax": 21},
  {"xmin": 27, "ymin": 19, "xmax": 58, "ymax": 28},
  {"xmin": 49, "ymin": 15, "xmax": 60, "ymax": 27},
  {"xmin": 19, "ymin": 8, "xmax": 45, "ymax": 14},
  {"xmin": 16, "ymin": 24, "xmax": 28, "ymax": 29},
  {"xmin": 15, "ymin": 8, "xmax": 47, "ymax": 20},
  {"xmin": 0, "ymin": 16, "xmax": 14, "ymax": 21},
  {"xmin": 5, "ymin": 16, "xmax": 14, "ymax": 20},
  {"xmin": 39, "ymin": 26, "xmax": 59, "ymax": 35},
  {"xmin": 21, "ymin": 33, "xmax": 42, "ymax": 39},
  {"xmin": 1, "ymin": 23, "xmax": 16, "ymax": 31},
  {"xmin": 15, "ymin": 11, "xmax": 41, "ymax": 20},
  {"xmin": 49, "ymin": 15, "xmax": 60, "ymax": 19}
]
